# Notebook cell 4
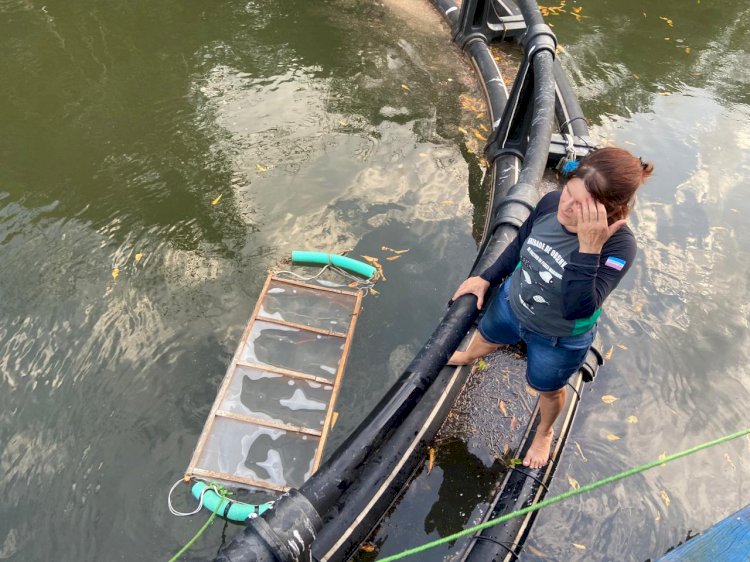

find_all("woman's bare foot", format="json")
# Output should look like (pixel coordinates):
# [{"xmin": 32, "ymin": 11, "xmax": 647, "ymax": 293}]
[
  {"xmin": 447, "ymin": 334, "xmax": 499, "ymax": 366},
  {"xmin": 447, "ymin": 351, "xmax": 473, "ymax": 365},
  {"xmin": 523, "ymin": 428, "xmax": 553, "ymax": 469}
]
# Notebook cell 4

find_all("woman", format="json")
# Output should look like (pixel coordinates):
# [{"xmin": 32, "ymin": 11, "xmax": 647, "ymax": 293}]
[{"xmin": 449, "ymin": 147, "xmax": 653, "ymax": 469}]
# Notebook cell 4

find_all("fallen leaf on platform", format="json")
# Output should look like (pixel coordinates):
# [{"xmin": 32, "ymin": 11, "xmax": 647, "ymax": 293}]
[
  {"xmin": 112, "ymin": 268, "xmax": 119, "ymax": 280},
  {"xmin": 211, "ymin": 194, "xmax": 222, "ymax": 205},
  {"xmin": 476, "ymin": 359, "xmax": 488, "ymax": 372},
  {"xmin": 602, "ymin": 395, "xmax": 618, "ymax": 404},
  {"xmin": 479, "ymin": 123, "xmax": 489, "ymax": 132},
  {"xmin": 573, "ymin": 543, "xmax": 587, "ymax": 550},
  {"xmin": 386, "ymin": 255, "xmax": 401, "ymax": 261},
  {"xmin": 256, "ymin": 164, "xmax": 268, "ymax": 173},
  {"xmin": 510, "ymin": 416, "xmax": 519, "ymax": 431},
  {"xmin": 575, "ymin": 441, "xmax": 588, "ymax": 462},
  {"xmin": 605, "ymin": 433, "xmax": 620, "ymax": 441},
  {"xmin": 660, "ymin": 490, "xmax": 671, "ymax": 508},
  {"xmin": 360, "ymin": 543, "xmax": 377, "ymax": 553},
  {"xmin": 428, "ymin": 447, "xmax": 436, "ymax": 473},
  {"xmin": 567, "ymin": 475, "xmax": 580, "ymax": 490},
  {"xmin": 498, "ymin": 400, "xmax": 508, "ymax": 416},
  {"xmin": 627, "ymin": 415, "xmax": 639, "ymax": 424},
  {"xmin": 604, "ymin": 346, "xmax": 614, "ymax": 361},
  {"xmin": 134, "ymin": 253, "xmax": 143, "ymax": 262},
  {"xmin": 509, "ymin": 457, "xmax": 522, "ymax": 467},
  {"xmin": 472, "ymin": 129, "xmax": 487, "ymax": 141},
  {"xmin": 503, "ymin": 442, "xmax": 510, "ymax": 455}
]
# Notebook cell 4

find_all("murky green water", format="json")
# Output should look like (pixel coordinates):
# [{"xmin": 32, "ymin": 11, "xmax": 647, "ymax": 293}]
[{"xmin": 0, "ymin": 1, "xmax": 748, "ymax": 560}]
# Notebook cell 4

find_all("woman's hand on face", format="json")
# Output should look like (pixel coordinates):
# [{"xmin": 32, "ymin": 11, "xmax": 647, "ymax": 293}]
[
  {"xmin": 575, "ymin": 200, "xmax": 627, "ymax": 254},
  {"xmin": 451, "ymin": 276, "xmax": 491, "ymax": 310}
]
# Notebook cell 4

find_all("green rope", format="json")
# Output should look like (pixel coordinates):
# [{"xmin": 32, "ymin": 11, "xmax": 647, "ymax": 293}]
[
  {"xmin": 168, "ymin": 486, "xmax": 228, "ymax": 562},
  {"xmin": 377, "ymin": 427, "xmax": 750, "ymax": 561}
]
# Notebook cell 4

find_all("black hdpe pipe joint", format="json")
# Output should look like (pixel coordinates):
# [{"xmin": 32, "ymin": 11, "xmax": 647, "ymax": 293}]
[{"xmin": 215, "ymin": 2, "xmax": 558, "ymax": 561}]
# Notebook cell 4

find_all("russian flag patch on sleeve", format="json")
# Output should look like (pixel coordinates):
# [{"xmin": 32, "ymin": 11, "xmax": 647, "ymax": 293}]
[{"xmin": 604, "ymin": 256, "xmax": 626, "ymax": 271}]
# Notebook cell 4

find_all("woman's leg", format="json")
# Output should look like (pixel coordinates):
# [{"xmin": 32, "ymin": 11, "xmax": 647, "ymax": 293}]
[
  {"xmin": 523, "ymin": 387, "xmax": 565, "ymax": 469},
  {"xmin": 448, "ymin": 332, "xmax": 499, "ymax": 365}
]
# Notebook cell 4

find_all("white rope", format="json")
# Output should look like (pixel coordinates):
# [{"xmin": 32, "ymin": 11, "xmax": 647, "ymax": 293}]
[{"xmin": 168, "ymin": 478, "xmax": 209, "ymax": 517}]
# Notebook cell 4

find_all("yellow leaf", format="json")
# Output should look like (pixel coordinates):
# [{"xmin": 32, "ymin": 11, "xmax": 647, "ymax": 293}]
[
  {"xmin": 331, "ymin": 411, "xmax": 339, "ymax": 427},
  {"xmin": 525, "ymin": 386, "xmax": 539, "ymax": 397},
  {"xmin": 633, "ymin": 73, "xmax": 640, "ymax": 80},
  {"xmin": 658, "ymin": 452, "xmax": 667, "ymax": 464},
  {"xmin": 360, "ymin": 543, "xmax": 377, "ymax": 553},
  {"xmin": 441, "ymin": 200, "xmax": 454, "ymax": 206},
  {"xmin": 211, "ymin": 194, "xmax": 223, "ymax": 206},
  {"xmin": 685, "ymin": 47, "xmax": 691, "ymax": 54},
  {"xmin": 643, "ymin": 12, "xmax": 647, "ymax": 18},
  {"xmin": 393, "ymin": 249, "xmax": 410, "ymax": 254},
  {"xmin": 134, "ymin": 253, "xmax": 143, "ymax": 262},
  {"xmin": 604, "ymin": 346, "xmax": 614, "ymax": 361},
  {"xmin": 472, "ymin": 129, "xmax": 487, "ymax": 141},
  {"xmin": 256, "ymin": 164, "xmax": 268, "ymax": 173},
  {"xmin": 567, "ymin": 474, "xmax": 580, "ymax": 490},
  {"xmin": 575, "ymin": 441, "xmax": 588, "ymax": 462},
  {"xmin": 616, "ymin": 343, "xmax": 628, "ymax": 350},
  {"xmin": 401, "ymin": 84, "xmax": 411, "ymax": 92},
  {"xmin": 369, "ymin": 287, "xmax": 379, "ymax": 296},
  {"xmin": 498, "ymin": 400, "xmax": 508, "ymax": 416},
  {"xmin": 348, "ymin": 281, "xmax": 358, "ymax": 288},
  {"xmin": 458, "ymin": 127, "xmax": 468, "ymax": 135},
  {"xmin": 601, "ymin": 395, "xmax": 618, "ymax": 404},
  {"xmin": 573, "ymin": 543, "xmax": 587, "ymax": 550},
  {"xmin": 479, "ymin": 123, "xmax": 489, "ymax": 132},
  {"xmin": 606, "ymin": 433, "xmax": 620, "ymax": 441},
  {"xmin": 361, "ymin": 255, "xmax": 380, "ymax": 265},
  {"xmin": 111, "ymin": 267, "xmax": 119, "ymax": 280},
  {"xmin": 660, "ymin": 490, "xmax": 671, "ymax": 507},
  {"xmin": 659, "ymin": 16, "xmax": 674, "ymax": 27},
  {"xmin": 428, "ymin": 447, "xmax": 435, "ymax": 473},
  {"xmin": 627, "ymin": 415, "xmax": 639, "ymax": 424},
  {"xmin": 510, "ymin": 416, "xmax": 519, "ymax": 431},
  {"xmin": 386, "ymin": 255, "xmax": 401, "ymax": 261}
]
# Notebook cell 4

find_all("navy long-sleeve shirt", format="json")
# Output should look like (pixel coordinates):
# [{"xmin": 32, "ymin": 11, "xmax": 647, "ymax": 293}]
[{"xmin": 479, "ymin": 191, "xmax": 637, "ymax": 336}]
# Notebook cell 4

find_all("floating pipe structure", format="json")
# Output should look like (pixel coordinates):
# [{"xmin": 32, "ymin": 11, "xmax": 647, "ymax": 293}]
[{"xmin": 215, "ymin": 1, "xmax": 593, "ymax": 560}]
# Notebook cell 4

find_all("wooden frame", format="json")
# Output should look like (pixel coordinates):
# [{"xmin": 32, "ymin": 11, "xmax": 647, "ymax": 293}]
[{"xmin": 185, "ymin": 274, "xmax": 362, "ymax": 493}]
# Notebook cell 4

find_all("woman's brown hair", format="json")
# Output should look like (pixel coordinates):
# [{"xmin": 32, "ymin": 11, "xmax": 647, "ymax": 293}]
[{"xmin": 569, "ymin": 146, "xmax": 653, "ymax": 224}]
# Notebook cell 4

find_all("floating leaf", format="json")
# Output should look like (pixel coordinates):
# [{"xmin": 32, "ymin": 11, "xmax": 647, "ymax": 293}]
[
  {"xmin": 479, "ymin": 123, "xmax": 489, "ymax": 132},
  {"xmin": 348, "ymin": 281, "xmax": 358, "ymax": 288},
  {"xmin": 498, "ymin": 400, "xmax": 508, "ymax": 417},
  {"xmin": 441, "ymin": 200, "xmax": 455, "ymax": 206},
  {"xmin": 567, "ymin": 475, "xmax": 580, "ymax": 490},
  {"xmin": 331, "ymin": 411, "xmax": 339, "ymax": 427},
  {"xmin": 428, "ymin": 447, "xmax": 435, "ymax": 473},
  {"xmin": 573, "ymin": 543, "xmax": 587, "ymax": 550},
  {"xmin": 393, "ymin": 249, "xmax": 409, "ymax": 254},
  {"xmin": 658, "ymin": 452, "xmax": 667, "ymax": 464},
  {"xmin": 134, "ymin": 253, "xmax": 143, "ymax": 262},
  {"xmin": 401, "ymin": 84, "xmax": 411, "ymax": 92},
  {"xmin": 527, "ymin": 546, "xmax": 547, "ymax": 558},
  {"xmin": 256, "ymin": 164, "xmax": 268, "ymax": 173},
  {"xmin": 616, "ymin": 343, "xmax": 628, "ymax": 350},
  {"xmin": 472, "ymin": 129, "xmax": 487, "ymax": 141},
  {"xmin": 458, "ymin": 127, "xmax": 469, "ymax": 135},
  {"xmin": 575, "ymin": 441, "xmax": 588, "ymax": 462},
  {"xmin": 360, "ymin": 543, "xmax": 377, "ymax": 553},
  {"xmin": 369, "ymin": 287, "xmax": 379, "ymax": 296},
  {"xmin": 111, "ymin": 267, "xmax": 119, "ymax": 280},
  {"xmin": 605, "ymin": 433, "xmax": 620, "ymax": 441},
  {"xmin": 602, "ymin": 395, "xmax": 618, "ymax": 404},
  {"xmin": 660, "ymin": 490, "xmax": 671, "ymax": 508},
  {"xmin": 386, "ymin": 255, "xmax": 401, "ymax": 261},
  {"xmin": 659, "ymin": 16, "xmax": 674, "ymax": 27},
  {"xmin": 604, "ymin": 346, "xmax": 614, "ymax": 361},
  {"xmin": 211, "ymin": 194, "xmax": 223, "ymax": 205},
  {"xmin": 627, "ymin": 415, "xmax": 639, "ymax": 424},
  {"xmin": 633, "ymin": 73, "xmax": 640, "ymax": 80}
]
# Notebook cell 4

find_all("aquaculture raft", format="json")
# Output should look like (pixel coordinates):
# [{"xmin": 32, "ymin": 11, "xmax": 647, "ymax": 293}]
[{"xmin": 186, "ymin": 274, "xmax": 361, "ymax": 494}]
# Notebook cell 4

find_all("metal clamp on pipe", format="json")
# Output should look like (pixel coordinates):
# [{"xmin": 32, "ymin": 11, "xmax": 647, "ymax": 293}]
[
  {"xmin": 523, "ymin": 23, "xmax": 557, "ymax": 58},
  {"xmin": 215, "ymin": 490, "xmax": 322, "ymax": 562}
]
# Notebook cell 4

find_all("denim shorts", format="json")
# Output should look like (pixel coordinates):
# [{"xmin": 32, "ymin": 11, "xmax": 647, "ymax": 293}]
[{"xmin": 478, "ymin": 278, "xmax": 595, "ymax": 392}]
